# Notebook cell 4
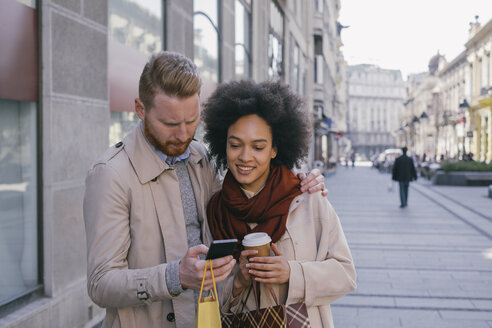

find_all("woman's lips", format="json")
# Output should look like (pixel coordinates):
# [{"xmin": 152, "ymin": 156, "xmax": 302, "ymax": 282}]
[{"xmin": 236, "ymin": 165, "xmax": 254, "ymax": 174}]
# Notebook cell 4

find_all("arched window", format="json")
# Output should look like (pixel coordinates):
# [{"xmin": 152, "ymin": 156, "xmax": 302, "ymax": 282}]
[
  {"xmin": 268, "ymin": 1, "xmax": 284, "ymax": 78},
  {"xmin": 194, "ymin": 0, "xmax": 220, "ymax": 83},
  {"xmin": 235, "ymin": 0, "xmax": 251, "ymax": 78}
]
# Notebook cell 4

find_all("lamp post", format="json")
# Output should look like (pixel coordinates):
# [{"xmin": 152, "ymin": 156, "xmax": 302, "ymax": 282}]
[
  {"xmin": 419, "ymin": 112, "xmax": 429, "ymax": 159},
  {"xmin": 411, "ymin": 115, "xmax": 420, "ymax": 150},
  {"xmin": 458, "ymin": 99, "xmax": 469, "ymax": 160}
]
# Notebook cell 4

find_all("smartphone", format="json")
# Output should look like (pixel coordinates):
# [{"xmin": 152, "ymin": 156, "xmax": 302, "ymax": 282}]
[{"xmin": 205, "ymin": 239, "xmax": 238, "ymax": 260}]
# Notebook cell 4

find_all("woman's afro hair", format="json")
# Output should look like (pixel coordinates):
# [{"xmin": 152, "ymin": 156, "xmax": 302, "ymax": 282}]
[{"xmin": 201, "ymin": 80, "xmax": 312, "ymax": 170}]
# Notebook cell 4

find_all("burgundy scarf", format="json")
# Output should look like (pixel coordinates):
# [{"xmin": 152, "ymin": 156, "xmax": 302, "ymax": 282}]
[{"xmin": 207, "ymin": 165, "xmax": 302, "ymax": 256}]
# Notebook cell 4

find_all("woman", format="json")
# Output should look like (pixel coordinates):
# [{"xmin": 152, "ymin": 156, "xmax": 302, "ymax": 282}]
[{"xmin": 202, "ymin": 80, "xmax": 356, "ymax": 328}]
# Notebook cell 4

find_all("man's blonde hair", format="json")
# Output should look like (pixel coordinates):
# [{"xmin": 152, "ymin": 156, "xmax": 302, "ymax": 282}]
[{"xmin": 139, "ymin": 51, "xmax": 201, "ymax": 110}]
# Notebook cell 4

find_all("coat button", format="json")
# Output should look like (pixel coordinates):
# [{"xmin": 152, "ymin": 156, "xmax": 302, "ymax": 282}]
[
  {"xmin": 115, "ymin": 141, "xmax": 123, "ymax": 148},
  {"xmin": 166, "ymin": 312, "xmax": 175, "ymax": 322}
]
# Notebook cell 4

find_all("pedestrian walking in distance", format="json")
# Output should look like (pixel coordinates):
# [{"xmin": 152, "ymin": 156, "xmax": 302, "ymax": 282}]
[{"xmin": 392, "ymin": 147, "xmax": 417, "ymax": 208}]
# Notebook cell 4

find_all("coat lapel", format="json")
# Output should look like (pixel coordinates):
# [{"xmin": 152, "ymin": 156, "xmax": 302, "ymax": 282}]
[
  {"xmin": 125, "ymin": 126, "xmax": 189, "ymax": 261},
  {"xmin": 186, "ymin": 143, "xmax": 214, "ymax": 246}
]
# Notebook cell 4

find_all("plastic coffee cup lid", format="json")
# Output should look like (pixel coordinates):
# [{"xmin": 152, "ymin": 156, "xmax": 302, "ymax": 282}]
[{"xmin": 242, "ymin": 232, "xmax": 272, "ymax": 247}]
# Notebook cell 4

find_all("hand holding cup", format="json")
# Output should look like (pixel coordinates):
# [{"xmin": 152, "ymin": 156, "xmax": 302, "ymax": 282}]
[
  {"xmin": 233, "ymin": 232, "xmax": 271, "ymax": 291},
  {"xmin": 246, "ymin": 243, "xmax": 291, "ymax": 284}
]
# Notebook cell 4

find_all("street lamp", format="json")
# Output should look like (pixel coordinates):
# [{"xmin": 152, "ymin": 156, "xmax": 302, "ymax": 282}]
[
  {"xmin": 418, "ymin": 112, "xmax": 429, "ymax": 160},
  {"xmin": 410, "ymin": 116, "xmax": 420, "ymax": 149},
  {"xmin": 458, "ymin": 99, "xmax": 470, "ymax": 160}
]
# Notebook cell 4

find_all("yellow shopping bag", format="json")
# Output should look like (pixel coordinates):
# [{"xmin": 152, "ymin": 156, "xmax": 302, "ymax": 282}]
[{"xmin": 196, "ymin": 259, "xmax": 222, "ymax": 328}]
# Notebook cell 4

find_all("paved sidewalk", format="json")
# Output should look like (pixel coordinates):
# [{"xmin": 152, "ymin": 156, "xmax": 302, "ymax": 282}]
[{"xmin": 326, "ymin": 165, "xmax": 492, "ymax": 328}]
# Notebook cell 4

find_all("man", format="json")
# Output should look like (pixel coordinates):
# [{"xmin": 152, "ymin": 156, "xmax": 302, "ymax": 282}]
[
  {"xmin": 83, "ymin": 51, "xmax": 327, "ymax": 328},
  {"xmin": 392, "ymin": 146, "xmax": 417, "ymax": 208}
]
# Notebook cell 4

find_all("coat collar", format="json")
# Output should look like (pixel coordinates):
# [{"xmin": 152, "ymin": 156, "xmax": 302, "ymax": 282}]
[
  {"xmin": 288, "ymin": 193, "xmax": 305, "ymax": 214},
  {"xmin": 123, "ymin": 125, "xmax": 204, "ymax": 184}
]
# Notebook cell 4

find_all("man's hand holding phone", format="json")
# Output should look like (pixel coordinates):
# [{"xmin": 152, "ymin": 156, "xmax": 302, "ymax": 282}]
[
  {"xmin": 179, "ymin": 240, "xmax": 237, "ymax": 291},
  {"xmin": 206, "ymin": 239, "xmax": 238, "ymax": 260}
]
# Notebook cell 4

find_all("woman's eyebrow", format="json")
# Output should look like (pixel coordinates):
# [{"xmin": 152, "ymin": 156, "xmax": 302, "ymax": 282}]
[{"xmin": 228, "ymin": 135, "xmax": 268, "ymax": 143}]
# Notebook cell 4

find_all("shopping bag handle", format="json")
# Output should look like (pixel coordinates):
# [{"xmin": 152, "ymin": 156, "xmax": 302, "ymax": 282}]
[
  {"xmin": 240, "ymin": 277, "xmax": 279, "ymax": 313},
  {"xmin": 198, "ymin": 260, "xmax": 219, "ymax": 302}
]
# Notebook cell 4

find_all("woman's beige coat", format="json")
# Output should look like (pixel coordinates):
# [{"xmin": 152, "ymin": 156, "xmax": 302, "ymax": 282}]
[
  {"xmin": 222, "ymin": 191, "xmax": 357, "ymax": 328},
  {"xmin": 83, "ymin": 126, "xmax": 220, "ymax": 328}
]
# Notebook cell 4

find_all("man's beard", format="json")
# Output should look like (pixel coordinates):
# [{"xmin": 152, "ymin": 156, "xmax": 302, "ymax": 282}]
[{"xmin": 143, "ymin": 120, "xmax": 193, "ymax": 157}]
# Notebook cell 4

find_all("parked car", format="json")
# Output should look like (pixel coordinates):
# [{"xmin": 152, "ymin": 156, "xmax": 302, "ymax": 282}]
[
  {"xmin": 376, "ymin": 148, "xmax": 403, "ymax": 173},
  {"xmin": 372, "ymin": 152, "xmax": 384, "ymax": 169},
  {"xmin": 419, "ymin": 161, "xmax": 441, "ymax": 180}
]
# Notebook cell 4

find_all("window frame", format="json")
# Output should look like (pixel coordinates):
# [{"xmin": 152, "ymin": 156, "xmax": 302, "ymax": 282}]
[
  {"xmin": 268, "ymin": 0, "xmax": 285, "ymax": 79},
  {"xmin": 193, "ymin": 0, "xmax": 222, "ymax": 83},
  {"xmin": 107, "ymin": 0, "xmax": 166, "ymax": 146},
  {"xmin": 0, "ymin": 0, "xmax": 43, "ymax": 315},
  {"xmin": 234, "ymin": 0, "xmax": 252, "ymax": 79}
]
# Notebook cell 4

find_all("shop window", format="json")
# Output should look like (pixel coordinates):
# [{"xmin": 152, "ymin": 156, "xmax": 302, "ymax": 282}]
[
  {"xmin": 0, "ymin": 99, "xmax": 39, "ymax": 307},
  {"xmin": 109, "ymin": 0, "xmax": 163, "ymax": 54},
  {"xmin": 235, "ymin": 0, "xmax": 251, "ymax": 79},
  {"xmin": 194, "ymin": 0, "xmax": 220, "ymax": 83},
  {"xmin": 290, "ymin": 35, "xmax": 300, "ymax": 93},
  {"xmin": 0, "ymin": 1, "xmax": 40, "ymax": 311},
  {"xmin": 109, "ymin": 111, "xmax": 140, "ymax": 146},
  {"xmin": 108, "ymin": 0, "xmax": 164, "ymax": 145},
  {"xmin": 268, "ymin": 1, "xmax": 284, "ymax": 78},
  {"xmin": 15, "ymin": 0, "xmax": 35, "ymax": 8}
]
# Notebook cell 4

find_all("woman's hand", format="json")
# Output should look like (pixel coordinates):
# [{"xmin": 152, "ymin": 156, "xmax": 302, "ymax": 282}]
[
  {"xmin": 233, "ymin": 249, "xmax": 258, "ymax": 292},
  {"xmin": 246, "ymin": 244, "xmax": 290, "ymax": 284}
]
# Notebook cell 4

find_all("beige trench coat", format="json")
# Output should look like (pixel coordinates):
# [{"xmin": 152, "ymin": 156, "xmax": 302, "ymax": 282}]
[
  {"xmin": 222, "ymin": 192, "xmax": 357, "ymax": 328},
  {"xmin": 83, "ymin": 126, "xmax": 221, "ymax": 328}
]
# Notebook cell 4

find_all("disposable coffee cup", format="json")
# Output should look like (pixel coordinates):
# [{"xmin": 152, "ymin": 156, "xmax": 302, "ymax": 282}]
[{"xmin": 242, "ymin": 232, "xmax": 272, "ymax": 258}]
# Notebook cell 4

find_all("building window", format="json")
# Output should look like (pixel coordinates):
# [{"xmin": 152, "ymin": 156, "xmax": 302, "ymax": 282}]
[
  {"xmin": 314, "ymin": 35, "xmax": 323, "ymax": 84},
  {"xmin": 481, "ymin": 55, "xmax": 490, "ymax": 90},
  {"xmin": 108, "ymin": 0, "xmax": 164, "ymax": 146},
  {"xmin": 235, "ymin": 0, "xmax": 252, "ymax": 79},
  {"xmin": 109, "ymin": 0, "xmax": 163, "ymax": 54},
  {"xmin": 466, "ymin": 64, "xmax": 473, "ymax": 99},
  {"xmin": 109, "ymin": 111, "xmax": 140, "ymax": 146},
  {"xmin": 290, "ymin": 35, "xmax": 300, "ymax": 93},
  {"xmin": 0, "ymin": 1, "xmax": 40, "ymax": 310},
  {"xmin": 315, "ymin": 0, "xmax": 323, "ymax": 13},
  {"xmin": 0, "ymin": 99, "xmax": 39, "ymax": 306},
  {"xmin": 268, "ymin": 1, "xmax": 284, "ymax": 78},
  {"xmin": 15, "ymin": 0, "xmax": 36, "ymax": 8},
  {"xmin": 300, "ymin": 54, "xmax": 306, "ymax": 96},
  {"xmin": 314, "ymin": 55, "xmax": 323, "ymax": 84},
  {"xmin": 194, "ymin": 0, "xmax": 220, "ymax": 83}
]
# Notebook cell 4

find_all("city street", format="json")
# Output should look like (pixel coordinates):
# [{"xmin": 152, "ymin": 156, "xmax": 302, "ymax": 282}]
[{"xmin": 328, "ymin": 164, "xmax": 492, "ymax": 328}]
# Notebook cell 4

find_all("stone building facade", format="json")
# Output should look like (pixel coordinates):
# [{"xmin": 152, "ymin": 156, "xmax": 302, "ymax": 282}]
[
  {"xmin": 403, "ymin": 16, "xmax": 491, "ymax": 163},
  {"xmin": 403, "ymin": 53, "xmax": 447, "ymax": 161},
  {"xmin": 345, "ymin": 64, "xmax": 406, "ymax": 160},
  {"xmin": 465, "ymin": 17, "xmax": 492, "ymax": 163}
]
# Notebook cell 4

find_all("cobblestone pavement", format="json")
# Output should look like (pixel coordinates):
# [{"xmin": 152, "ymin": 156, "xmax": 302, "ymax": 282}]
[{"xmin": 327, "ymin": 165, "xmax": 492, "ymax": 328}]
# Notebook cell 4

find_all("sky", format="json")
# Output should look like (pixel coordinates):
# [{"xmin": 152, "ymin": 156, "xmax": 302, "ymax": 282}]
[{"xmin": 338, "ymin": 0, "xmax": 492, "ymax": 80}]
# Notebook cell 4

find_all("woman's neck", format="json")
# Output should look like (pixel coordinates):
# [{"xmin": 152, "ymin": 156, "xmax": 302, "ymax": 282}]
[{"xmin": 240, "ymin": 183, "xmax": 266, "ymax": 199}]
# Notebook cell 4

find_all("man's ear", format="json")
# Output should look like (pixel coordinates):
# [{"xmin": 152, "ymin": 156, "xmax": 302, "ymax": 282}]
[{"xmin": 135, "ymin": 99, "xmax": 145, "ymax": 120}]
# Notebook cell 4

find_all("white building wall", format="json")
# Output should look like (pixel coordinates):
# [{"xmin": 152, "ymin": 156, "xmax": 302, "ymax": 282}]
[{"xmin": 346, "ymin": 64, "xmax": 406, "ymax": 159}]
